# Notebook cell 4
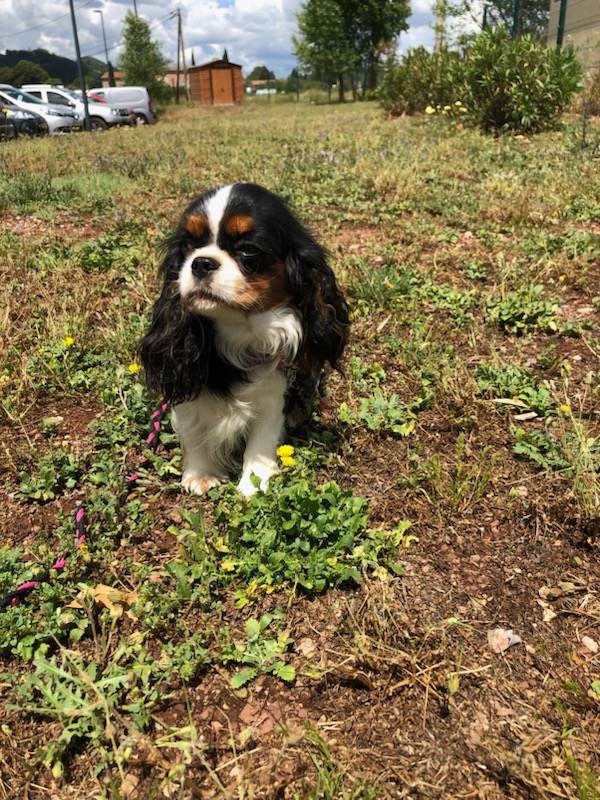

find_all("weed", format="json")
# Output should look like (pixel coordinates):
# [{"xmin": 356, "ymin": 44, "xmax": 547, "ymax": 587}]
[
  {"xmin": 487, "ymin": 284, "xmax": 561, "ymax": 335},
  {"xmin": 16, "ymin": 448, "xmax": 79, "ymax": 502},
  {"xmin": 220, "ymin": 609, "xmax": 295, "ymax": 688},
  {"xmin": 476, "ymin": 362, "xmax": 555, "ymax": 416},
  {"xmin": 211, "ymin": 467, "xmax": 409, "ymax": 600}
]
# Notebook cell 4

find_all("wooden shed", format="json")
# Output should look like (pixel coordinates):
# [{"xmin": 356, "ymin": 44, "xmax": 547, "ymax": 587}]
[{"xmin": 188, "ymin": 59, "xmax": 244, "ymax": 105}]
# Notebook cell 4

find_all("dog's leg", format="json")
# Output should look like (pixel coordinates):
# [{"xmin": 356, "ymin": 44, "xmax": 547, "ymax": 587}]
[
  {"xmin": 172, "ymin": 399, "xmax": 226, "ymax": 496},
  {"xmin": 238, "ymin": 371, "xmax": 286, "ymax": 497}
]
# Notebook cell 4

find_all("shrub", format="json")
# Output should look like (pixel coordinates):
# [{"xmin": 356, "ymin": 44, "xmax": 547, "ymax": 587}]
[
  {"xmin": 378, "ymin": 47, "xmax": 464, "ymax": 116},
  {"xmin": 379, "ymin": 29, "xmax": 582, "ymax": 134},
  {"xmin": 461, "ymin": 28, "xmax": 582, "ymax": 133}
]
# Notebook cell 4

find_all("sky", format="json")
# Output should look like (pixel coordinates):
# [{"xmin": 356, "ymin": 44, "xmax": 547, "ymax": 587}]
[{"xmin": 0, "ymin": 0, "xmax": 439, "ymax": 79}]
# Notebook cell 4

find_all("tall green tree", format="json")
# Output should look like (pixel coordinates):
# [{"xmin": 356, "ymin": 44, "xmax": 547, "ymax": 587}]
[
  {"xmin": 0, "ymin": 60, "xmax": 51, "ymax": 87},
  {"xmin": 450, "ymin": 0, "xmax": 549, "ymax": 40},
  {"xmin": 119, "ymin": 12, "xmax": 168, "ymax": 100},
  {"xmin": 294, "ymin": 0, "xmax": 410, "ymax": 99},
  {"xmin": 293, "ymin": 0, "xmax": 357, "ymax": 102},
  {"xmin": 342, "ymin": 0, "xmax": 411, "ymax": 91}
]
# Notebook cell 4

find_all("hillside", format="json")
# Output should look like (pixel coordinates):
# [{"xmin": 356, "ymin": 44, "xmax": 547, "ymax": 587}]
[{"xmin": 0, "ymin": 48, "xmax": 106, "ymax": 85}]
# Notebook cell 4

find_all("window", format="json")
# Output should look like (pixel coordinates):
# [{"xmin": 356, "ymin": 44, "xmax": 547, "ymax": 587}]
[
  {"xmin": 48, "ymin": 91, "xmax": 71, "ymax": 106},
  {"xmin": 27, "ymin": 90, "xmax": 42, "ymax": 99}
]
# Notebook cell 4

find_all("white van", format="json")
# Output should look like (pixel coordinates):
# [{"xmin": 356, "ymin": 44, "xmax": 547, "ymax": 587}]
[{"xmin": 89, "ymin": 87, "xmax": 156, "ymax": 124}]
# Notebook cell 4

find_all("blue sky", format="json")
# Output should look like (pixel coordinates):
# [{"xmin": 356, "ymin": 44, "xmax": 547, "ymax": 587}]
[{"xmin": 0, "ymin": 0, "xmax": 437, "ymax": 78}]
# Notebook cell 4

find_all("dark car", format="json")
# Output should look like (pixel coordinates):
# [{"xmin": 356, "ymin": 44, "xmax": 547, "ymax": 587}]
[
  {"xmin": 4, "ymin": 103, "xmax": 48, "ymax": 136},
  {"xmin": 0, "ymin": 105, "xmax": 17, "ymax": 140}
]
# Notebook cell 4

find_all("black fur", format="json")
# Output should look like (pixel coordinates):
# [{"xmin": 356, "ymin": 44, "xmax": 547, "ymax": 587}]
[{"xmin": 140, "ymin": 183, "xmax": 349, "ymax": 408}]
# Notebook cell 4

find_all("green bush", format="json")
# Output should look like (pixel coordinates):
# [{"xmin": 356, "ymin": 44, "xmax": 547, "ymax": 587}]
[
  {"xmin": 378, "ymin": 47, "xmax": 464, "ymax": 116},
  {"xmin": 462, "ymin": 28, "xmax": 582, "ymax": 133},
  {"xmin": 379, "ymin": 29, "xmax": 582, "ymax": 134}
]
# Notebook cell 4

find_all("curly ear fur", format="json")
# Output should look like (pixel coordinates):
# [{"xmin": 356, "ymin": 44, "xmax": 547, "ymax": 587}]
[{"xmin": 286, "ymin": 237, "xmax": 349, "ymax": 370}]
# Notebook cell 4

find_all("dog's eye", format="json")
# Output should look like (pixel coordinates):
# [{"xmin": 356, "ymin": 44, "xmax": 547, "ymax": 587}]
[{"xmin": 236, "ymin": 247, "xmax": 261, "ymax": 266}]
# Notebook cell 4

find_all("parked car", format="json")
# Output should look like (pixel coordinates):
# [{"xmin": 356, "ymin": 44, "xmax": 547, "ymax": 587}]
[
  {"xmin": 89, "ymin": 86, "xmax": 156, "ymax": 124},
  {"xmin": 2, "ymin": 103, "xmax": 48, "ymax": 136},
  {"xmin": 23, "ymin": 84, "xmax": 133, "ymax": 130},
  {"xmin": 0, "ymin": 85, "xmax": 78, "ymax": 134},
  {"xmin": 0, "ymin": 106, "xmax": 17, "ymax": 140}
]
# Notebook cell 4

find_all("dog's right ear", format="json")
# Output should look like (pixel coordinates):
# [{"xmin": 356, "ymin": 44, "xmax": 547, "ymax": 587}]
[{"xmin": 140, "ymin": 245, "xmax": 212, "ymax": 405}]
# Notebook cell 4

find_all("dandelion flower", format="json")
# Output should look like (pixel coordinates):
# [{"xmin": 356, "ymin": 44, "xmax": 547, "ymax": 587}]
[
  {"xmin": 62, "ymin": 336, "xmax": 75, "ymax": 347},
  {"xmin": 128, "ymin": 362, "xmax": 141, "ymax": 374},
  {"xmin": 280, "ymin": 455, "xmax": 295, "ymax": 468},
  {"xmin": 558, "ymin": 274, "xmax": 566, "ymax": 283},
  {"xmin": 221, "ymin": 559, "xmax": 236, "ymax": 572},
  {"xmin": 425, "ymin": 105, "xmax": 435, "ymax": 115},
  {"xmin": 559, "ymin": 403, "xmax": 572, "ymax": 415},
  {"xmin": 277, "ymin": 444, "xmax": 294, "ymax": 458}
]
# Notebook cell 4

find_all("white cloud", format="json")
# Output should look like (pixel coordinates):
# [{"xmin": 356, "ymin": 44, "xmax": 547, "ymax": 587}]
[{"xmin": 0, "ymin": 0, "xmax": 434, "ymax": 78}]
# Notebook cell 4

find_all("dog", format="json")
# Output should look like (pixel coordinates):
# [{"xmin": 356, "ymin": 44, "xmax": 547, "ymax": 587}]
[{"xmin": 140, "ymin": 183, "xmax": 349, "ymax": 497}]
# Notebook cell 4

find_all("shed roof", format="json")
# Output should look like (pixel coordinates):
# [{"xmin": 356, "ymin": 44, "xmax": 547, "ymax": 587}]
[{"xmin": 188, "ymin": 58, "xmax": 242, "ymax": 71}]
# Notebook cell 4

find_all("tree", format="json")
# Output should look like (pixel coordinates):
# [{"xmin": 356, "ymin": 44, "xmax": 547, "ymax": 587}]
[
  {"xmin": 293, "ymin": 0, "xmax": 357, "ymax": 102},
  {"xmin": 222, "ymin": 48, "xmax": 229, "ymax": 62},
  {"xmin": 0, "ymin": 60, "xmax": 51, "ymax": 87},
  {"xmin": 450, "ymin": 0, "xmax": 549, "ymax": 40},
  {"xmin": 247, "ymin": 65, "xmax": 275, "ymax": 81},
  {"xmin": 293, "ymin": 0, "xmax": 410, "ymax": 100},
  {"xmin": 119, "ymin": 12, "xmax": 169, "ymax": 101},
  {"xmin": 341, "ymin": 0, "xmax": 411, "ymax": 91}
]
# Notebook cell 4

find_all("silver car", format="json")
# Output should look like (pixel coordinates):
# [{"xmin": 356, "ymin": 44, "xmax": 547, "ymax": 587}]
[
  {"xmin": 0, "ymin": 85, "xmax": 78, "ymax": 134},
  {"xmin": 22, "ymin": 84, "xmax": 133, "ymax": 130}
]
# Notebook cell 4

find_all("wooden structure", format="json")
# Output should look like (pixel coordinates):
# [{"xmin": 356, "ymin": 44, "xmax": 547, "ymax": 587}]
[{"xmin": 188, "ymin": 59, "xmax": 244, "ymax": 105}]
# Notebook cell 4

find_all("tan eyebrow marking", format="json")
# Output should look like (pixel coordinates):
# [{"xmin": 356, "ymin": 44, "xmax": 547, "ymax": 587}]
[
  {"xmin": 185, "ymin": 213, "xmax": 207, "ymax": 238},
  {"xmin": 225, "ymin": 214, "xmax": 254, "ymax": 237}
]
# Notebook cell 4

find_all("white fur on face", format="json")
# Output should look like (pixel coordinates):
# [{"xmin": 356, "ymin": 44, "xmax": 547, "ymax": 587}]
[{"xmin": 178, "ymin": 243, "xmax": 246, "ymax": 311}]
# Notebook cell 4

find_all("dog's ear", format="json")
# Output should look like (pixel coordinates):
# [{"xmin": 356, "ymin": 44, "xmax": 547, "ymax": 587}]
[
  {"xmin": 286, "ymin": 237, "xmax": 349, "ymax": 370},
  {"xmin": 140, "ymin": 246, "xmax": 212, "ymax": 405}
]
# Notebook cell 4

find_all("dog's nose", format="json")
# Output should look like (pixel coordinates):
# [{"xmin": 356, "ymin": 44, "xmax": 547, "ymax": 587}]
[{"xmin": 191, "ymin": 256, "xmax": 219, "ymax": 278}]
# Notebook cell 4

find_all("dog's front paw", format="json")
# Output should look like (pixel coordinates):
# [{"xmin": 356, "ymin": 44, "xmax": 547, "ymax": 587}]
[
  {"xmin": 237, "ymin": 459, "xmax": 279, "ymax": 498},
  {"xmin": 182, "ymin": 472, "xmax": 224, "ymax": 496}
]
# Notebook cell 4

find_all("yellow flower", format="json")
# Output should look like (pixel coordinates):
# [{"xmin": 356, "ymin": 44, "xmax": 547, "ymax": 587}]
[
  {"xmin": 221, "ymin": 559, "xmax": 236, "ymax": 572},
  {"xmin": 280, "ymin": 455, "xmax": 295, "ymax": 468},
  {"xmin": 559, "ymin": 403, "xmax": 572, "ymax": 416},
  {"xmin": 128, "ymin": 362, "xmax": 141, "ymax": 374},
  {"xmin": 277, "ymin": 444, "xmax": 294, "ymax": 457},
  {"xmin": 454, "ymin": 100, "xmax": 463, "ymax": 106},
  {"xmin": 62, "ymin": 336, "xmax": 75, "ymax": 347},
  {"xmin": 558, "ymin": 274, "xmax": 566, "ymax": 283},
  {"xmin": 425, "ymin": 105, "xmax": 435, "ymax": 115}
]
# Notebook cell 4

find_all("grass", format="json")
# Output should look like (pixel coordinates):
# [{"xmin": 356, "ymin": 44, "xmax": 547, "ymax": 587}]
[{"xmin": 0, "ymin": 102, "xmax": 599, "ymax": 798}]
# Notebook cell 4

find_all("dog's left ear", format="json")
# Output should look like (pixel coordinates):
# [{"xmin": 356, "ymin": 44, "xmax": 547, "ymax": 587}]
[{"xmin": 286, "ymin": 237, "xmax": 349, "ymax": 369}]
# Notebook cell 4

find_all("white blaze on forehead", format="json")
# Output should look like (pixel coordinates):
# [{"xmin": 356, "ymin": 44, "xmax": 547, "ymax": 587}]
[{"xmin": 204, "ymin": 184, "xmax": 233, "ymax": 242}]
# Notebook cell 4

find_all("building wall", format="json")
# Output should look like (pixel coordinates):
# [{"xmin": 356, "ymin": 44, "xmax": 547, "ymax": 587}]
[
  {"xmin": 547, "ymin": 0, "xmax": 600, "ymax": 72},
  {"xmin": 189, "ymin": 66, "xmax": 244, "ymax": 104}
]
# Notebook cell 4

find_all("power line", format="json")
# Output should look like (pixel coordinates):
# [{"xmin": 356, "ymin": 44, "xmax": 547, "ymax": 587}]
[{"xmin": 0, "ymin": 0, "xmax": 95, "ymax": 40}]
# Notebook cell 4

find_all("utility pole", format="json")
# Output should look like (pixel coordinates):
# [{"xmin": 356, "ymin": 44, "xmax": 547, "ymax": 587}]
[
  {"xmin": 175, "ymin": 8, "xmax": 181, "ymax": 103},
  {"xmin": 511, "ymin": 0, "xmax": 521, "ymax": 38},
  {"xmin": 434, "ymin": 0, "xmax": 446, "ymax": 51},
  {"xmin": 556, "ymin": 0, "xmax": 568, "ymax": 46},
  {"xmin": 482, "ymin": 4, "xmax": 489, "ymax": 30},
  {"xmin": 132, "ymin": 0, "xmax": 138, "ymax": 17},
  {"xmin": 179, "ymin": 9, "xmax": 189, "ymax": 101},
  {"xmin": 68, "ymin": 0, "xmax": 91, "ymax": 131},
  {"xmin": 93, "ymin": 9, "xmax": 115, "ymax": 87}
]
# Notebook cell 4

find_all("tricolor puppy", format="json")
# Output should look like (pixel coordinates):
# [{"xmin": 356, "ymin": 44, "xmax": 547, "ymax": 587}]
[{"xmin": 140, "ymin": 183, "xmax": 349, "ymax": 497}]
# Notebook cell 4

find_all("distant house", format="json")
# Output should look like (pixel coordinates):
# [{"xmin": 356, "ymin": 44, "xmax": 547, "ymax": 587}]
[
  {"xmin": 546, "ymin": 0, "xmax": 600, "ymax": 72},
  {"xmin": 188, "ymin": 58, "xmax": 243, "ymax": 105},
  {"xmin": 99, "ymin": 67, "xmax": 190, "ymax": 90}
]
